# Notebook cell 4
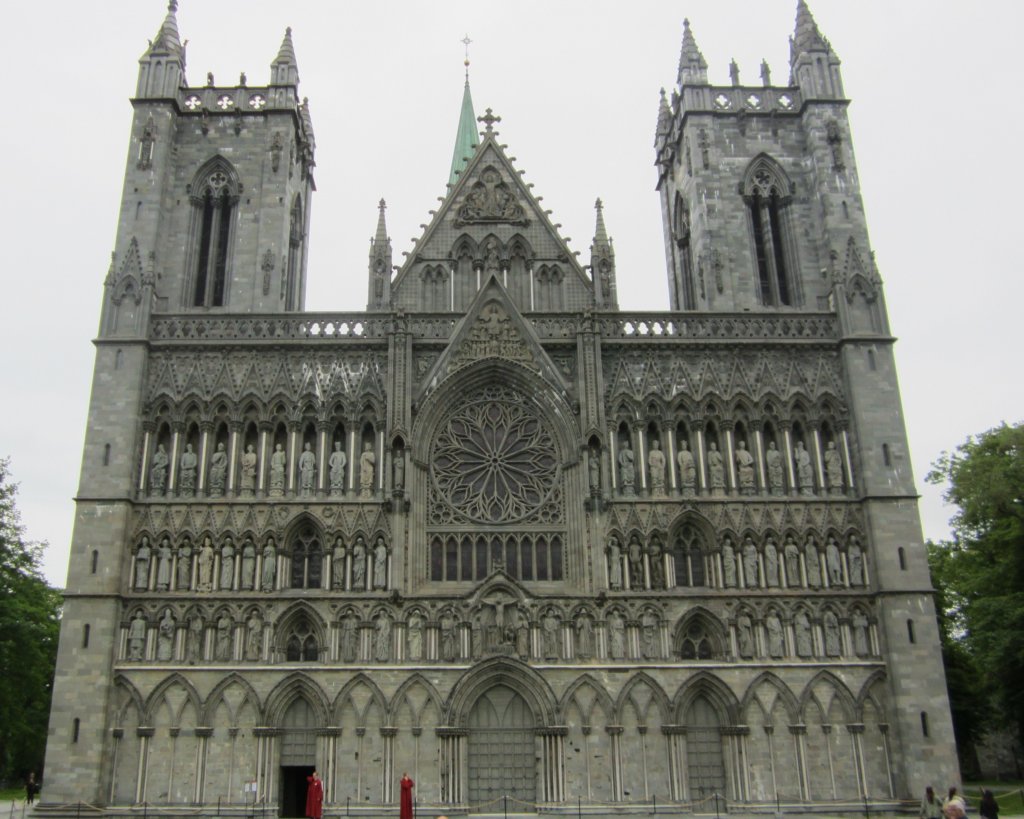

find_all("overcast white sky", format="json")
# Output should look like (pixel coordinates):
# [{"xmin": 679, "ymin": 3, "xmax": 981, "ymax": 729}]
[{"xmin": 1, "ymin": 1, "xmax": 1021, "ymax": 587}]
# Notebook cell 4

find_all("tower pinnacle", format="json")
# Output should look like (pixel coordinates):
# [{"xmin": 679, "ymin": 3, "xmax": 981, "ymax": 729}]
[
  {"xmin": 271, "ymin": 27, "xmax": 300, "ymax": 87},
  {"xmin": 590, "ymin": 198, "xmax": 617, "ymax": 309},
  {"xmin": 677, "ymin": 18, "xmax": 708, "ymax": 87},
  {"xmin": 137, "ymin": 0, "xmax": 185, "ymax": 96},
  {"xmin": 368, "ymin": 199, "xmax": 393, "ymax": 309},
  {"xmin": 788, "ymin": 0, "xmax": 842, "ymax": 96}
]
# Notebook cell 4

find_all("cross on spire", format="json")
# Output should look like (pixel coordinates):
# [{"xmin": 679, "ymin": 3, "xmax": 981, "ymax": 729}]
[
  {"xmin": 462, "ymin": 33, "xmax": 472, "ymax": 80},
  {"xmin": 478, "ymin": 108, "xmax": 501, "ymax": 134}
]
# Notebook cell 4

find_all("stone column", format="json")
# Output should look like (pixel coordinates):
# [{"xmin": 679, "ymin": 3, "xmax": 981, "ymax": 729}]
[
  {"xmin": 752, "ymin": 425, "xmax": 767, "ymax": 493},
  {"xmin": 811, "ymin": 424, "xmax": 826, "ymax": 493},
  {"xmin": 822, "ymin": 725, "xmax": 837, "ymax": 799},
  {"xmin": 781, "ymin": 424, "xmax": 797, "ymax": 496},
  {"xmin": 287, "ymin": 425, "xmax": 300, "ymax": 495},
  {"xmin": 540, "ymin": 728, "xmax": 567, "ymax": 803},
  {"xmin": 135, "ymin": 727, "xmax": 154, "ymax": 803},
  {"xmin": 841, "ymin": 427, "xmax": 856, "ymax": 491},
  {"xmin": 317, "ymin": 424, "xmax": 329, "ymax": 497},
  {"xmin": 636, "ymin": 425, "xmax": 648, "ymax": 493},
  {"xmin": 197, "ymin": 423, "xmax": 212, "ymax": 494},
  {"xmin": 194, "ymin": 727, "xmax": 212, "ymax": 803},
  {"xmin": 607, "ymin": 725, "xmax": 624, "ymax": 801},
  {"xmin": 347, "ymin": 427, "xmax": 358, "ymax": 495},
  {"xmin": 138, "ymin": 425, "xmax": 153, "ymax": 494},
  {"xmin": 790, "ymin": 724, "xmax": 809, "ymax": 800},
  {"xmin": 694, "ymin": 428, "xmax": 708, "ymax": 495},
  {"xmin": 723, "ymin": 425, "xmax": 737, "ymax": 494},
  {"xmin": 257, "ymin": 423, "xmax": 271, "ymax": 497},
  {"xmin": 227, "ymin": 422, "xmax": 241, "ymax": 494},
  {"xmin": 665, "ymin": 426, "xmax": 678, "ymax": 492}
]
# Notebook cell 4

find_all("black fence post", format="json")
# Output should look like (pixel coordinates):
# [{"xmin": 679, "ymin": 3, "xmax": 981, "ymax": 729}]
[
  {"xmin": 714, "ymin": 791, "xmax": 721, "ymax": 819},
  {"xmin": 503, "ymin": 794, "xmax": 508, "ymax": 819},
  {"xmin": 346, "ymin": 796, "xmax": 350, "ymax": 817},
  {"xmin": 652, "ymin": 794, "xmax": 657, "ymax": 815}
]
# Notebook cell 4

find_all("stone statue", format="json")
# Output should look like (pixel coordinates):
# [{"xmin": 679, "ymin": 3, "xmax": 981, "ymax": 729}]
[
  {"xmin": 240, "ymin": 539, "xmax": 256, "ymax": 590},
  {"xmin": 179, "ymin": 443, "xmax": 198, "ymax": 497},
  {"xmin": 735, "ymin": 440, "xmax": 755, "ymax": 495},
  {"xmin": 763, "ymin": 536, "xmax": 780, "ymax": 587},
  {"xmin": 352, "ymin": 537, "xmax": 367, "ymax": 590},
  {"xmin": 783, "ymin": 536, "xmax": 801, "ymax": 587},
  {"xmin": 240, "ymin": 443, "xmax": 257, "ymax": 494},
  {"xmin": 215, "ymin": 615, "xmax": 232, "ymax": 661},
  {"xmin": 848, "ymin": 536, "xmax": 864, "ymax": 586},
  {"xmin": 329, "ymin": 441, "xmax": 346, "ymax": 493},
  {"xmin": 393, "ymin": 445, "xmax": 405, "ymax": 491},
  {"xmin": 261, "ymin": 538, "xmax": 277, "ymax": 591},
  {"xmin": 706, "ymin": 441, "xmax": 725, "ymax": 492},
  {"xmin": 742, "ymin": 536, "xmax": 759, "ymax": 588},
  {"xmin": 299, "ymin": 441, "xmax": 316, "ymax": 496},
  {"xmin": 515, "ymin": 611, "xmax": 530, "ymax": 659},
  {"xmin": 648, "ymin": 439, "xmax": 666, "ymax": 497},
  {"xmin": 794, "ymin": 611, "xmax": 813, "ymax": 657},
  {"xmin": 187, "ymin": 614, "xmax": 203, "ymax": 663},
  {"xmin": 373, "ymin": 537, "xmax": 388, "ymax": 590},
  {"xmin": 627, "ymin": 535, "xmax": 644, "ymax": 589},
  {"xmin": 823, "ymin": 611, "xmax": 841, "ymax": 656},
  {"xmin": 340, "ymin": 614, "xmax": 358, "ymax": 662},
  {"xmin": 641, "ymin": 610, "xmax": 659, "ymax": 659},
  {"xmin": 245, "ymin": 611, "xmax": 262, "ymax": 661},
  {"xmin": 736, "ymin": 614, "xmax": 754, "ymax": 658},
  {"xmin": 794, "ymin": 440, "xmax": 813, "ymax": 495},
  {"xmin": 804, "ymin": 536, "xmax": 821, "ymax": 588},
  {"xmin": 332, "ymin": 538, "xmax": 346, "ymax": 589},
  {"xmin": 542, "ymin": 610, "xmax": 560, "ymax": 659},
  {"xmin": 825, "ymin": 537, "xmax": 843, "ymax": 586},
  {"xmin": 617, "ymin": 440, "xmax": 635, "ymax": 496},
  {"xmin": 588, "ymin": 447, "xmax": 600, "ymax": 492},
  {"xmin": 209, "ymin": 442, "xmax": 228, "ymax": 496},
  {"xmin": 269, "ymin": 443, "xmax": 286, "ymax": 496},
  {"xmin": 852, "ymin": 612, "xmax": 869, "ymax": 656},
  {"xmin": 608, "ymin": 611, "xmax": 626, "ymax": 659},
  {"xmin": 374, "ymin": 613, "xmax": 391, "ymax": 661},
  {"xmin": 135, "ymin": 537, "xmax": 151, "ymax": 590},
  {"xmin": 177, "ymin": 537, "xmax": 193, "ymax": 590},
  {"xmin": 606, "ymin": 536, "xmax": 623, "ymax": 590},
  {"xmin": 128, "ymin": 612, "xmax": 146, "ymax": 660},
  {"xmin": 766, "ymin": 612, "xmax": 784, "ymax": 658},
  {"xmin": 150, "ymin": 444, "xmax": 168, "ymax": 495},
  {"xmin": 157, "ymin": 609, "xmax": 175, "ymax": 661},
  {"xmin": 407, "ymin": 612, "xmax": 423, "ymax": 661},
  {"xmin": 721, "ymin": 536, "xmax": 737, "ymax": 588},
  {"xmin": 677, "ymin": 440, "xmax": 697, "ymax": 494},
  {"xmin": 440, "ymin": 611, "xmax": 457, "ymax": 661},
  {"xmin": 648, "ymin": 535, "xmax": 665, "ymax": 589},
  {"xmin": 359, "ymin": 441, "xmax": 376, "ymax": 498},
  {"xmin": 156, "ymin": 537, "xmax": 172, "ymax": 591},
  {"xmin": 824, "ymin": 441, "xmax": 843, "ymax": 493},
  {"xmin": 220, "ymin": 537, "xmax": 235, "ymax": 591},
  {"xmin": 575, "ymin": 614, "xmax": 593, "ymax": 658},
  {"xmin": 765, "ymin": 440, "xmax": 784, "ymax": 494}
]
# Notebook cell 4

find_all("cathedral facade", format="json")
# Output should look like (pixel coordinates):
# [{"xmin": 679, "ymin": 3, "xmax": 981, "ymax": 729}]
[{"xmin": 42, "ymin": 3, "xmax": 959, "ymax": 816}]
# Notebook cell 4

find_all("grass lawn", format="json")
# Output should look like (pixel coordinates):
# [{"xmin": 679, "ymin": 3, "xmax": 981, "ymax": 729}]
[
  {"xmin": 964, "ymin": 781, "xmax": 1024, "ymax": 814},
  {"xmin": 0, "ymin": 786, "xmax": 26, "ymax": 800}
]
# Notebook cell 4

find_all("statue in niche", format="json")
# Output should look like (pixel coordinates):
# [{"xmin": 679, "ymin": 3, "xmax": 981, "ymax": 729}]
[
  {"xmin": 783, "ymin": 536, "xmax": 801, "ymax": 587},
  {"xmin": 150, "ymin": 444, "xmax": 168, "ymax": 495},
  {"xmin": 209, "ymin": 442, "xmax": 228, "ymax": 496},
  {"xmin": 373, "ymin": 537, "xmax": 388, "ymax": 590},
  {"xmin": 794, "ymin": 611, "xmax": 813, "ymax": 657},
  {"xmin": 157, "ymin": 609, "xmax": 175, "ymax": 661},
  {"xmin": 677, "ymin": 440, "xmax": 697, "ymax": 495},
  {"xmin": 627, "ymin": 535, "xmax": 644, "ymax": 589},
  {"xmin": 826, "ymin": 537, "xmax": 843, "ymax": 586},
  {"xmin": 359, "ymin": 441, "xmax": 376, "ymax": 498},
  {"xmin": 848, "ymin": 536, "xmax": 864, "ymax": 586},
  {"xmin": 641, "ymin": 610, "xmax": 659, "ymax": 659},
  {"xmin": 261, "ymin": 538, "xmax": 277, "ymax": 591},
  {"xmin": 707, "ymin": 441, "xmax": 725, "ymax": 492},
  {"xmin": 440, "ymin": 611, "xmax": 457, "ymax": 661},
  {"xmin": 852, "ymin": 612, "xmax": 869, "ymax": 656},
  {"xmin": 156, "ymin": 537, "xmax": 172, "ymax": 591},
  {"xmin": 128, "ymin": 612, "xmax": 146, "ymax": 660},
  {"xmin": 576, "ymin": 614, "xmax": 594, "ymax": 658},
  {"xmin": 215, "ymin": 614, "xmax": 232, "ymax": 661},
  {"xmin": 736, "ymin": 614, "xmax": 754, "ymax": 659},
  {"xmin": 742, "ymin": 536, "xmax": 759, "ymax": 588},
  {"xmin": 340, "ymin": 614, "xmax": 358, "ymax": 662},
  {"xmin": 245, "ymin": 611, "xmax": 262, "ymax": 661},
  {"xmin": 240, "ymin": 538, "xmax": 256, "ymax": 590},
  {"xmin": 765, "ymin": 440, "xmax": 784, "ymax": 494},
  {"xmin": 588, "ymin": 447, "xmax": 601, "ymax": 492},
  {"xmin": 331, "ymin": 538, "xmax": 346, "ymax": 589},
  {"xmin": 374, "ymin": 613, "xmax": 391, "ymax": 662},
  {"xmin": 177, "ymin": 537, "xmax": 193, "ymax": 590},
  {"xmin": 407, "ymin": 612, "xmax": 424, "ymax": 661},
  {"xmin": 608, "ymin": 611, "xmax": 626, "ymax": 659},
  {"xmin": 351, "ymin": 537, "xmax": 367, "ymax": 590},
  {"xmin": 823, "ymin": 611, "xmax": 841, "ymax": 656},
  {"xmin": 794, "ymin": 440, "xmax": 813, "ymax": 495},
  {"xmin": 766, "ymin": 613, "xmax": 785, "ymax": 658},
  {"xmin": 763, "ymin": 536, "xmax": 780, "ymax": 587},
  {"xmin": 471, "ymin": 613, "xmax": 484, "ymax": 660},
  {"xmin": 735, "ymin": 440, "xmax": 756, "ymax": 495},
  {"xmin": 542, "ymin": 610, "xmax": 560, "ymax": 659},
  {"xmin": 482, "ymin": 238, "xmax": 501, "ymax": 276},
  {"xmin": 617, "ymin": 440, "xmax": 635, "ymax": 496},
  {"xmin": 187, "ymin": 614, "xmax": 204, "ymax": 663},
  {"xmin": 515, "ymin": 611, "xmax": 530, "ymax": 659},
  {"xmin": 197, "ymin": 538, "xmax": 215, "ymax": 592},
  {"xmin": 239, "ymin": 444, "xmax": 257, "ymax": 495},
  {"xmin": 824, "ymin": 441, "xmax": 844, "ymax": 493},
  {"xmin": 179, "ymin": 443, "xmax": 198, "ymax": 497},
  {"xmin": 328, "ymin": 441, "xmax": 346, "ymax": 494},
  {"xmin": 220, "ymin": 537, "xmax": 235, "ymax": 591},
  {"xmin": 648, "ymin": 535, "xmax": 664, "ymax": 589},
  {"xmin": 135, "ymin": 537, "xmax": 151, "ymax": 590},
  {"xmin": 648, "ymin": 439, "xmax": 666, "ymax": 497},
  {"xmin": 269, "ymin": 443, "xmax": 286, "ymax": 496},
  {"xmin": 721, "ymin": 536, "xmax": 737, "ymax": 588},
  {"xmin": 299, "ymin": 442, "xmax": 316, "ymax": 496},
  {"xmin": 393, "ymin": 445, "xmax": 405, "ymax": 491},
  {"xmin": 606, "ymin": 536, "xmax": 623, "ymax": 590},
  {"xmin": 804, "ymin": 536, "xmax": 822, "ymax": 588}
]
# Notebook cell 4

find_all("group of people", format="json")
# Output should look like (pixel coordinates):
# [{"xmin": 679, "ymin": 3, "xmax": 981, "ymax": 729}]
[
  {"xmin": 921, "ymin": 786, "xmax": 1001, "ymax": 819},
  {"xmin": 304, "ymin": 771, "xmax": 415, "ymax": 819}
]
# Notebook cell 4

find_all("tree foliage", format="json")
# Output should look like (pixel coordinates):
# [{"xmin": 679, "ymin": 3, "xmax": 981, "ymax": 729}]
[
  {"xmin": 927, "ymin": 421, "xmax": 1024, "ymax": 752},
  {"xmin": 0, "ymin": 458, "xmax": 61, "ymax": 783}
]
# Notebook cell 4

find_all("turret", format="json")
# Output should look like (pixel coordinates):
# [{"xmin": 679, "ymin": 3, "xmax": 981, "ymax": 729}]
[
  {"xmin": 590, "ymin": 199, "xmax": 617, "ymax": 310},
  {"xmin": 368, "ymin": 199, "xmax": 392, "ymax": 309},
  {"xmin": 270, "ymin": 27, "xmax": 300, "ymax": 107},
  {"xmin": 676, "ymin": 19, "xmax": 708, "ymax": 87},
  {"xmin": 136, "ymin": 1, "xmax": 185, "ymax": 98},
  {"xmin": 789, "ymin": 0, "xmax": 844, "ymax": 98}
]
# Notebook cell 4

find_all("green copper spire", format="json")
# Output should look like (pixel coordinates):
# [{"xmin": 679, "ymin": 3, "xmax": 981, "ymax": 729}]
[{"xmin": 448, "ymin": 38, "xmax": 479, "ymax": 186}]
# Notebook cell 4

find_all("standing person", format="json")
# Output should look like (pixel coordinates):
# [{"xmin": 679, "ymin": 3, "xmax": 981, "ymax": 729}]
[
  {"xmin": 920, "ymin": 786, "xmax": 943, "ymax": 819},
  {"xmin": 400, "ymin": 772, "xmax": 415, "ymax": 819},
  {"xmin": 305, "ymin": 770, "xmax": 323, "ymax": 819},
  {"xmin": 944, "ymin": 787, "xmax": 967, "ymax": 819},
  {"xmin": 26, "ymin": 772, "xmax": 38, "ymax": 804},
  {"xmin": 979, "ymin": 789, "xmax": 999, "ymax": 819}
]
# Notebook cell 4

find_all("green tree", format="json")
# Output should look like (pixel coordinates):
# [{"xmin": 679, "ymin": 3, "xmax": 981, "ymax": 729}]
[
  {"xmin": 0, "ymin": 458, "xmax": 61, "ymax": 784},
  {"xmin": 927, "ymin": 421, "xmax": 1024, "ymax": 750}
]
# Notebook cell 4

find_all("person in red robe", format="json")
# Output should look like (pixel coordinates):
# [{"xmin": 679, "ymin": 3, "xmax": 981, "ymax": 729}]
[
  {"xmin": 400, "ymin": 772, "xmax": 415, "ymax": 819},
  {"xmin": 305, "ymin": 770, "xmax": 324, "ymax": 819}
]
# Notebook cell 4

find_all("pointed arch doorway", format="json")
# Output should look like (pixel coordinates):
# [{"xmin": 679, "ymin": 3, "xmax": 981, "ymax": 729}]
[
  {"xmin": 467, "ymin": 685, "xmax": 537, "ymax": 805},
  {"xmin": 280, "ymin": 697, "xmax": 318, "ymax": 818}
]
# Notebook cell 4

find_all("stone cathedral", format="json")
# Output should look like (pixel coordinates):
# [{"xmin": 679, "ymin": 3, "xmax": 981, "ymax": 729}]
[{"xmin": 42, "ymin": 3, "xmax": 959, "ymax": 816}]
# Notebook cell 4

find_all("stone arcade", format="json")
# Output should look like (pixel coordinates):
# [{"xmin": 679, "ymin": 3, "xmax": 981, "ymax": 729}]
[{"xmin": 42, "ymin": 3, "xmax": 959, "ymax": 816}]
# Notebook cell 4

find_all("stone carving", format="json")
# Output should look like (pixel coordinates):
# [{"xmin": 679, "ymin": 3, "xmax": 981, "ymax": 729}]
[
  {"xmin": 220, "ymin": 537, "xmax": 235, "ymax": 591},
  {"xmin": 299, "ymin": 442, "xmax": 316, "ymax": 496},
  {"xmin": 648, "ymin": 535, "xmax": 665, "ymax": 589},
  {"xmin": 823, "ymin": 611, "xmax": 841, "ymax": 656},
  {"xmin": 606, "ymin": 536, "xmax": 622, "ymax": 590},
  {"xmin": 245, "ymin": 611, "xmax": 262, "ymax": 661},
  {"xmin": 332, "ymin": 538, "xmax": 346, "ymax": 589},
  {"xmin": 824, "ymin": 441, "xmax": 843, "ymax": 493},
  {"xmin": 608, "ymin": 611, "xmax": 626, "ymax": 659},
  {"xmin": 269, "ymin": 443, "xmax": 286, "ymax": 496},
  {"xmin": 261, "ymin": 249, "xmax": 275, "ymax": 296},
  {"xmin": 261, "ymin": 538, "xmax": 277, "ymax": 591},
  {"xmin": 794, "ymin": 441, "xmax": 813, "ymax": 495},
  {"xmin": 240, "ymin": 444, "xmax": 257, "ymax": 494},
  {"xmin": 373, "ymin": 537, "xmax": 388, "ymax": 590},
  {"xmin": 825, "ymin": 537, "xmax": 843, "ymax": 586},
  {"xmin": 156, "ymin": 609, "xmax": 175, "ymax": 661},
  {"xmin": 765, "ymin": 441, "xmax": 784, "ymax": 494},
  {"xmin": 766, "ymin": 613, "xmax": 784, "ymax": 658},
  {"xmin": 270, "ymin": 132, "xmax": 284, "ymax": 173},
  {"xmin": 707, "ymin": 441, "xmax": 725, "ymax": 492},
  {"xmin": 515, "ymin": 611, "xmax": 530, "ymax": 659},
  {"xmin": 215, "ymin": 614, "xmax": 232, "ymax": 661},
  {"xmin": 138, "ymin": 115, "xmax": 156, "ymax": 170},
  {"xmin": 794, "ymin": 611, "xmax": 813, "ymax": 657},
  {"xmin": 482, "ymin": 238, "xmax": 501, "ymax": 276},
  {"xmin": 721, "ymin": 536, "xmax": 737, "ymax": 588},
  {"xmin": 848, "ymin": 536, "xmax": 864, "ymax": 586},
  {"xmin": 736, "ymin": 614, "xmax": 754, "ymax": 659},
  {"xmin": 542, "ymin": 609, "xmax": 560, "ymax": 659},
  {"xmin": 359, "ymin": 442, "xmax": 376, "ymax": 498},
  {"xmin": 627, "ymin": 535, "xmax": 644, "ymax": 588},
  {"xmin": 187, "ymin": 614, "xmax": 203, "ymax": 664},
  {"xmin": 393, "ymin": 445, "xmax": 405, "ymax": 491},
  {"xmin": 641, "ymin": 610, "xmax": 659, "ymax": 659},
  {"xmin": 179, "ymin": 444, "xmax": 197, "ymax": 497},
  {"xmin": 374, "ymin": 612, "xmax": 391, "ymax": 661},
  {"xmin": 340, "ymin": 614, "xmax": 358, "ymax": 662},
  {"xmin": 588, "ymin": 447, "xmax": 600, "ymax": 492},
  {"xmin": 448, "ymin": 304, "xmax": 536, "ymax": 373},
  {"xmin": 240, "ymin": 538, "xmax": 256, "ymax": 590},
  {"xmin": 804, "ymin": 536, "xmax": 821, "ymax": 588},
  {"xmin": 156, "ymin": 537, "xmax": 172, "ymax": 591},
  {"xmin": 128, "ymin": 612, "xmax": 146, "ymax": 660},
  {"xmin": 783, "ymin": 536, "xmax": 800, "ymax": 586},
  {"xmin": 150, "ymin": 444, "xmax": 168, "ymax": 495},
  {"xmin": 177, "ymin": 537, "xmax": 193, "ymax": 590},
  {"xmin": 455, "ymin": 165, "xmax": 528, "ymax": 226},
  {"xmin": 677, "ymin": 440, "xmax": 697, "ymax": 494},
  {"xmin": 735, "ymin": 440, "xmax": 755, "ymax": 495},
  {"xmin": 440, "ymin": 611, "xmax": 457, "ymax": 661},
  {"xmin": 852, "ymin": 612, "xmax": 869, "ymax": 656},
  {"xmin": 407, "ymin": 612, "xmax": 424, "ymax": 661},
  {"xmin": 742, "ymin": 536, "xmax": 759, "ymax": 588},
  {"xmin": 575, "ymin": 614, "xmax": 594, "ymax": 658},
  {"xmin": 135, "ymin": 537, "xmax": 151, "ymax": 590},
  {"xmin": 329, "ymin": 441, "xmax": 347, "ymax": 493},
  {"xmin": 352, "ymin": 537, "xmax": 367, "ymax": 590},
  {"xmin": 209, "ymin": 442, "xmax": 228, "ymax": 497},
  {"xmin": 763, "ymin": 536, "xmax": 779, "ymax": 587},
  {"xmin": 618, "ymin": 440, "xmax": 636, "ymax": 496},
  {"xmin": 648, "ymin": 439, "xmax": 666, "ymax": 497}
]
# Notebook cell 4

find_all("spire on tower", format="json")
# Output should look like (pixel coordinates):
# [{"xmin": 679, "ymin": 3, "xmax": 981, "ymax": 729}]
[
  {"xmin": 676, "ymin": 18, "xmax": 708, "ymax": 87},
  {"xmin": 367, "ymin": 199, "xmax": 393, "ymax": 309},
  {"xmin": 788, "ymin": 1, "xmax": 842, "ymax": 96},
  {"xmin": 793, "ymin": 0, "xmax": 828, "ymax": 53},
  {"xmin": 147, "ymin": 1, "xmax": 182, "ymax": 57},
  {"xmin": 271, "ymin": 27, "xmax": 300, "ymax": 87},
  {"xmin": 137, "ymin": 1, "xmax": 185, "ymax": 97},
  {"xmin": 656, "ymin": 88, "xmax": 672, "ymax": 137},
  {"xmin": 448, "ymin": 35, "xmax": 479, "ymax": 187},
  {"xmin": 590, "ymin": 198, "xmax": 617, "ymax": 309}
]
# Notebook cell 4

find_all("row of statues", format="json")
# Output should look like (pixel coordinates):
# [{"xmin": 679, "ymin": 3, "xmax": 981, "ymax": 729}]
[
  {"xmin": 127, "ymin": 608, "xmax": 267, "ymax": 663},
  {"xmin": 734, "ymin": 607, "xmax": 871, "ymax": 660}
]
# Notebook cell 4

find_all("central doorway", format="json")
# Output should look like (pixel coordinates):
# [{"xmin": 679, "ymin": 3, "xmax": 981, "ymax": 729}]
[
  {"xmin": 467, "ymin": 685, "xmax": 536, "ymax": 805},
  {"xmin": 280, "ymin": 766, "xmax": 314, "ymax": 818},
  {"xmin": 280, "ymin": 698, "xmax": 318, "ymax": 817}
]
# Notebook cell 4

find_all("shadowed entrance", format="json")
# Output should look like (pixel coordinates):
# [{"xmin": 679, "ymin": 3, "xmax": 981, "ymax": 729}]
[{"xmin": 467, "ymin": 685, "xmax": 537, "ymax": 805}]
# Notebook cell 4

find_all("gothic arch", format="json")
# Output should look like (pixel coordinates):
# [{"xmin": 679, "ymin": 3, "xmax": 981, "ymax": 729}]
[
  {"xmin": 855, "ymin": 670, "xmax": 889, "ymax": 720},
  {"xmin": 799, "ymin": 670, "xmax": 857, "ymax": 723},
  {"xmin": 264, "ymin": 673, "xmax": 331, "ymax": 726},
  {"xmin": 558, "ymin": 674, "xmax": 615, "ymax": 724},
  {"xmin": 674, "ymin": 672, "xmax": 741, "ymax": 725},
  {"xmin": 273, "ymin": 601, "xmax": 327, "ymax": 661},
  {"xmin": 112, "ymin": 674, "xmax": 145, "ymax": 724},
  {"xmin": 614, "ymin": 672, "xmax": 671, "ymax": 725},
  {"xmin": 390, "ymin": 673, "xmax": 445, "ymax": 725},
  {"xmin": 189, "ymin": 154, "xmax": 242, "ymax": 201},
  {"xmin": 143, "ymin": 672, "xmax": 203, "ymax": 725},
  {"xmin": 203, "ymin": 672, "xmax": 263, "ymax": 725},
  {"xmin": 740, "ymin": 153, "xmax": 794, "ymax": 200},
  {"xmin": 674, "ymin": 606, "xmax": 729, "ymax": 659},
  {"xmin": 739, "ymin": 672, "xmax": 800, "ymax": 725},
  {"xmin": 333, "ymin": 672, "xmax": 389, "ymax": 724},
  {"xmin": 446, "ymin": 657, "xmax": 558, "ymax": 727}
]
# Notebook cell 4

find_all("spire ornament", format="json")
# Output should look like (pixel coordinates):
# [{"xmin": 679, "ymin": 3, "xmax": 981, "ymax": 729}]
[{"xmin": 478, "ymin": 108, "xmax": 501, "ymax": 135}]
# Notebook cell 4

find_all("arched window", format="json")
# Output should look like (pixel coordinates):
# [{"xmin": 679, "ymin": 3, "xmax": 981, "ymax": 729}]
[
  {"xmin": 673, "ymin": 522, "xmax": 707, "ymax": 588},
  {"xmin": 285, "ymin": 620, "xmax": 319, "ymax": 662},
  {"xmin": 742, "ymin": 156, "xmax": 796, "ymax": 307},
  {"xmin": 290, "ymin": 525, "xmax": 323, "ymax": 590},
  {"xmin": 677, "ymin": 616, "xmax": 722, "ymax": 660},
  {"xmin": 285, "ymin": 195, "xmax": 303, "ymax": 310},
  {"xmin": 189, "ymin": 158, "xmax": 240, "ymax": 308}
]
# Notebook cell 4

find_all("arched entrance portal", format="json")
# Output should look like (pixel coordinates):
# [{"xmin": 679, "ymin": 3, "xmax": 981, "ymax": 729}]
[
  {"xmin": 280, "ymin": 697, "xmax": 317, "ymax": 817},
  {"xmin": 467, "ymin": 685, "xmax": 537, "ymax": 805},
  {"xmin": 686, "ymin": 695, "xmax": 726, "ymax": 801}
]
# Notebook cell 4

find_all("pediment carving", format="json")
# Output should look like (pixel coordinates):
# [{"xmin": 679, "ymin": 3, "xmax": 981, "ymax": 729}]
[{"xmin": 454, "ymin": 165, "xmax": 528, "ymax": 227}]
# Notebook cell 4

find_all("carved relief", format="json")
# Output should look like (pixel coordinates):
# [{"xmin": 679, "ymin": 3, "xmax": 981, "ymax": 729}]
[{"xmin": 454, "ymin": 165, "xmax": 528, "ymax": 226}]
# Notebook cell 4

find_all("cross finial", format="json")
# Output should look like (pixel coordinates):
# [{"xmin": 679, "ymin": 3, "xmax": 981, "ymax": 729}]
[
  {"xmin": 478, "ymin": 107, "xmax": 501, "ymax": 133},
  {"xmin": 462, "ymin": 34, "xmax": 472, "ymax": 79}
]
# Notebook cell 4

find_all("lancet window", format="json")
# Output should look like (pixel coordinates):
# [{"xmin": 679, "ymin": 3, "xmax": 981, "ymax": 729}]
[
  {"xmin": 189, "ymin": 158, "xmax": 240, "ymax": 308},
  {"xmin": 742, "ymin": 156, "xmax": 796, "ymax": 308}
]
